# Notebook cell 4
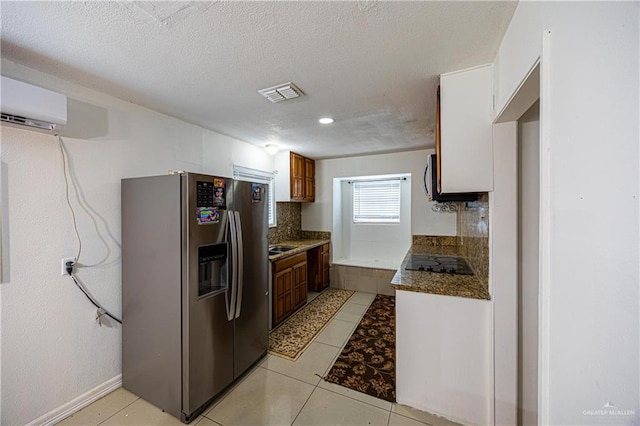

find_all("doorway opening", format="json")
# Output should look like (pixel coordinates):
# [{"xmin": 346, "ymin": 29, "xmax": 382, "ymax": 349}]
[{"xmin": 493, "ymin": 61, "xmax": 541, "ymax": 425}]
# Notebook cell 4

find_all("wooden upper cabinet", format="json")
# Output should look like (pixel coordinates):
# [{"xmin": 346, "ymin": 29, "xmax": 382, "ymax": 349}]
[
  {"xmin": 439, "ymin": 64, "xmax": 494, "ymax": 193},
  {"xmin": 304, "ymin": 158, "xmax": 315, "ymax": 202},
  {"xmin": 275, "ymin": 151, "xmax": 316, "ymax": 202},
  {"xmin": 290, "ymin": 152, "xmax": 305, "ymax": 201}
]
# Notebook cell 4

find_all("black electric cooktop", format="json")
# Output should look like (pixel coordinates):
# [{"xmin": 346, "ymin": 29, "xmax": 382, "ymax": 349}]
[{"xmin": 405, "ymin": 254, "xmax": 474, "ymax": 275}]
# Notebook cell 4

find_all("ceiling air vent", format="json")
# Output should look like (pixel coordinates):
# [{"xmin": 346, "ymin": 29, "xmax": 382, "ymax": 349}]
[{"xmin": 258, "ymin": 82, "xmax": 304, "ymax": 103}]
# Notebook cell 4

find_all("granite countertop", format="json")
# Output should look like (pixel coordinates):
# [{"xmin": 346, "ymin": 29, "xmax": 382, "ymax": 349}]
[
  {"xmin": 391, "ymin": 244, "xmax": 490, "ymax": 300},
  {"xmin": 268, "ymin": 239, "xmax": 331, "ymax": 261}
]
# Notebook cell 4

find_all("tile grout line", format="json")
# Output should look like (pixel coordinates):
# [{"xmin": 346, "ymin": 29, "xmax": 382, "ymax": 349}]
[
  {"xmin": 315, "ymin": 382, "xmax": 394, "ymax": 413},
  {"xmin": 203, "ymin": 360, "xmax": 270, "ymax": 422},
  {"xmin": 95, "ymin": 395, "xmax": 140, "ymax": 426},
  {"xmin": 289, "ymin": 379, "xmax": 319, "ymax": 426}
]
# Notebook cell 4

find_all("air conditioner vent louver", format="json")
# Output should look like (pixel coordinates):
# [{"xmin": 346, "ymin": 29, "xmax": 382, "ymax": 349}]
[
  {"xmin": 1, "ymin": 112, "xmax": 58, "ymax": 132},
  {"xmin": 258, "ymin": 82, "xmax": 304, "ymax": 103},
  {"xmin": 1, "ymin": 113, "xmax": 26, "ymax": 125}
]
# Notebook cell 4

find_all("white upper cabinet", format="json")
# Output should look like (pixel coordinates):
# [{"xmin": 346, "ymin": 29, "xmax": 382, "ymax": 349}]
[{"xmin": 438, "ymin": 64, "xmax": 494, "ymax": 193}]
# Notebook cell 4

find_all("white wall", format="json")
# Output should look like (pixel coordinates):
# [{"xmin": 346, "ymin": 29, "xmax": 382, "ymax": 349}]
[
  {"xmin": 0, "ymin": 60, "xmax": 274, "ymax": 425},
  {"xmin": 301, "ymin": 150, "xmax": 457, "ymax": 236},
  {"xmin": 333, "ymin": 176, "xmax": 411, "ymax": 266},
  {"xmin": 495, "ymin": 3, "xmax": 639, "ymax": 424}
]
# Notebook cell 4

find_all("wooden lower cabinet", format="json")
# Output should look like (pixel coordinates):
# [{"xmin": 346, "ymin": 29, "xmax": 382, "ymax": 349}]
[
  {"xmin": 308, "ymin": 243, "xmax": 330, "ymax": 292},
  {"xmin": 321, "ymin": 244, "xmax": 330, "ymax": 287},
  {"xmin": 273, "ymin": 269, "xmax": 292, "ymax": 325},
  {"xmin": 292, "ymin": 262, "xmax": 307, "ymax": 310},
  {"xmin": 272, "ymin": 252, "xmax": 307, "ymax": 327}
]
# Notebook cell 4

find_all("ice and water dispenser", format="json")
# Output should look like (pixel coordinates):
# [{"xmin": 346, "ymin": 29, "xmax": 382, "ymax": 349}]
[{"xmin": 198, "ymin": 243, "xmax": 228, "ymax": 297}]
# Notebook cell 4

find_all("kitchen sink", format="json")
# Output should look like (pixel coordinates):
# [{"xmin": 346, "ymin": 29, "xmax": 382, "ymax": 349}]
[{"xmin": 268, "ymin": 245, "xmax": 296, "ymax": 256}]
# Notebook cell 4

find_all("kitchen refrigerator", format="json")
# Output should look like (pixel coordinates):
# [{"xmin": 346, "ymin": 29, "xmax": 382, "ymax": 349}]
[{"xmin": 121, "ymin": 172, "xmax": 269, "ymax": 423}]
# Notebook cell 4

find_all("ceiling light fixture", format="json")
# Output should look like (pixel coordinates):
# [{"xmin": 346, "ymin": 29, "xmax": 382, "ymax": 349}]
[
  {"xmin": 265, "ymin": 144, "xmax": 279, "ymax": 155},
  {"xmin": 319, "ymin": 117, "xmax": 334, "ymax": 124}
]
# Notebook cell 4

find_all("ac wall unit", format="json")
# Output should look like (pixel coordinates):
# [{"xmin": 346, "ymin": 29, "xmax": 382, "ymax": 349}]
[{"xmin": 1, "ymin": 76, "xmax": 67, "ymax": 134}]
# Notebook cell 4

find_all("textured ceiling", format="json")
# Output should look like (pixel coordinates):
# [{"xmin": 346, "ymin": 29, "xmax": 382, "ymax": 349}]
[{"xmin": 0, "ymin": 1, "xmax": 517, "ymax": 159}]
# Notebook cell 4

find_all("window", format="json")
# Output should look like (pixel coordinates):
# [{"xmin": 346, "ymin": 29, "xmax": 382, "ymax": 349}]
[
  {"xmin": 232, "ymin": 165, "xmax": 276, "ymax": 227},
  {"xmin": 267, "ymin": 180, "xmax": 275, "ymax": 227},
  {"xmin": 352, "ymin": 178, "xmax": 401, "ymax": 223}
]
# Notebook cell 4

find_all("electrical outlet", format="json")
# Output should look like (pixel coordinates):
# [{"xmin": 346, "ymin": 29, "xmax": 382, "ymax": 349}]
[{"xmin": 61, "ymin": 257, "xmax": 76, "ymax": 276}]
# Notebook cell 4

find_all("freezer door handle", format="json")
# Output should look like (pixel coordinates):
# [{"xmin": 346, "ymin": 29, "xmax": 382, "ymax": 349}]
[
  {"xmin": 234, "ymin": 211, "xmax": 244, "ymax": 318},
  {"xmin": 227, "ymin": 210, "xmax": 238, "ymax": 321}
]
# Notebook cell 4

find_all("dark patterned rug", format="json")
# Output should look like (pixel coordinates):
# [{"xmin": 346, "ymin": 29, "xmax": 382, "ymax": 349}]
[{"xmin": 324, "ymin": 294, "xmax": 396, "ymax": 402}]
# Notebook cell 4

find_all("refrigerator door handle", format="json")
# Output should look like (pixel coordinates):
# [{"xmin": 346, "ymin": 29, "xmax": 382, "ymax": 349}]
[
  {"xmin": 234, "ymin": 211, "xmax": 244, "ymax": 318},
  {"xmin": 227, "ymin": 210, "xmax": 238, "ymax": 321}
]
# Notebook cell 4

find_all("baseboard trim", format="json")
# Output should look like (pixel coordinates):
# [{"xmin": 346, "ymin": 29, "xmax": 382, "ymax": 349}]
[{"xmin": 26, "ymin": 375, "xmax": 122, "ymax": 426}]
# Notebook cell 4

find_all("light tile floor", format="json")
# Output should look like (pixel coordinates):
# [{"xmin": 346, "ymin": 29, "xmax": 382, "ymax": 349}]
[{"xmin": 58, "ymin": 291, "xmax": 460, "ymax": 426}]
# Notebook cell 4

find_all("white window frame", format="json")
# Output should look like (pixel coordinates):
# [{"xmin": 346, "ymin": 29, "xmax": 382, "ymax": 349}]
[
  {"xmin": 232, "ymin": 165, "xmax": 276, "ymax": 227},
  {"xmin": 352, "ymin": 177, "xmax": 402, "ymax": 224}
]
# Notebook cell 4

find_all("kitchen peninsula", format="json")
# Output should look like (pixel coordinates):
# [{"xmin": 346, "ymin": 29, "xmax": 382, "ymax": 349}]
[
  {"xmin": 391, "ymin": 244, "xmax": 489, "ymax": 300},
  {"xmin": 392, "ymin": 237, "xmax": 492, "ymax": 426}
]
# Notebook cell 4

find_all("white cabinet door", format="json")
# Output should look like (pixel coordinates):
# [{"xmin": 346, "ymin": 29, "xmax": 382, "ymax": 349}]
[
  {"xmin": 274, "ymin": 150, "xmax": 291, "ymax": 202},
  {"xmin": 440, "ymin": 64, "xmax": 494, "ymax": 193}
]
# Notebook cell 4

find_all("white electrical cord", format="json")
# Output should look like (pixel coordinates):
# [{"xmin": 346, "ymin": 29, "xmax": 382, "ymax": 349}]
[
  {"xmin": 58, "ymin": 136, "xmax": 121, "ymax": 325},
  {"xmin": 58, "ymin": 136, "xmax": 82, "ymax": 262}
]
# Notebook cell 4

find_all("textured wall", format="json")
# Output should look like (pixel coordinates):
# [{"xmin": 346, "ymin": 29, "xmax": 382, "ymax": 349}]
[{"xmin": 0, "ymin": 61, "xmax": 274, "ymax": 425}]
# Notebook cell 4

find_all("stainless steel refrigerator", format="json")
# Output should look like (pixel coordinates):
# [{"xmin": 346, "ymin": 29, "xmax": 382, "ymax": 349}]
[{"xmin": 121, "ymin": 172, "xmax": 269, "ymax": 423}]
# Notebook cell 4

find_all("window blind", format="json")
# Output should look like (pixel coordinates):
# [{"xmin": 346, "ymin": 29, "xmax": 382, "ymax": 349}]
[
  {"xmin": 352, "ymin": 179, "xmax": 401, "ymax": 223},
  {"xmin": 232, "ymin": 165, "xmax": 276, "ymax": 227}
]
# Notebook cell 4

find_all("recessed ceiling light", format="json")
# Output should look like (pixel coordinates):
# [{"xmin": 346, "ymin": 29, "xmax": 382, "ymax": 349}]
[
  {"xmin": 265, "ymin": 144, "xmax": 278, "ymax": 155},
  {"xmin": 319, "ymin": 117, "xmax": 334, "ymax": 124}
]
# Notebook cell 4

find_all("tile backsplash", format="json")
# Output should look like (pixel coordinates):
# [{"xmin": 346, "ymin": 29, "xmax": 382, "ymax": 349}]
[
  {"xmin": 267, "ymin": 202, "xmax": 332, "ymax": 244},
  {"xmin": 268, "ymin": 202, "xmax": 301, "ymax": 244},
  {"xmin": 456, "ymin": 193, "xmax": 489, "ymax": 289},
  {"xmin": 301, "ymin": 230, "xmax": 331, "ymax": 240},
  {"xmin": 412, "ymin": 235, "xmax": 458, "ymax": 247}
]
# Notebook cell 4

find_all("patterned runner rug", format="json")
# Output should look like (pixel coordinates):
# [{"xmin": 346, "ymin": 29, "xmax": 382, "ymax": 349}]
[
  {"xmin": 268, "ymin": 288, "xmax": 355, "ymax": 361},
  {"xmin": 323, "ymin": 294, "xmax": 396, "ymax": 402}
]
